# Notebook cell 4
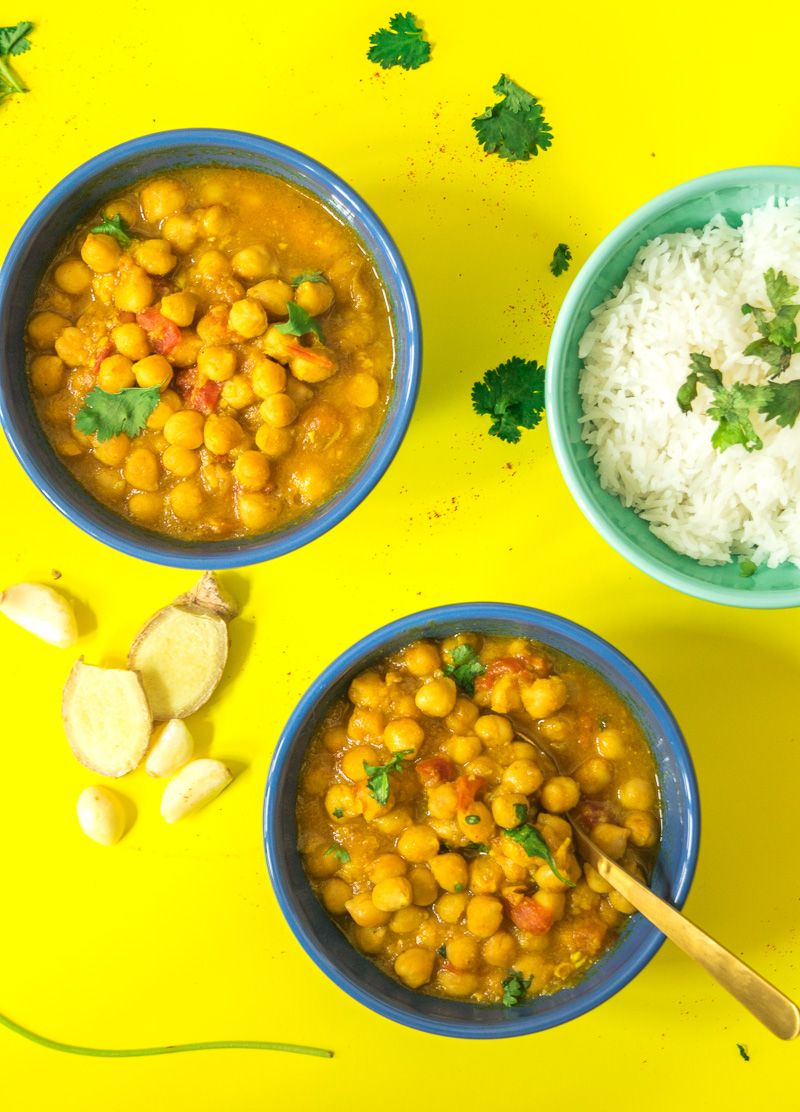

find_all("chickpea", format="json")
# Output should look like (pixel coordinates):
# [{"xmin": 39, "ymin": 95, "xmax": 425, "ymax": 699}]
[
  {"xmin": 533, "ymin": 889, "xmax": 566, "ymax": 921},
  {"xmin": 289, "ymin": 346, "xmax": 337, "ymax": 384},
  {"xmin": 28, "ymin": 311, "xmax": 71, "ymax": 351},
  {"xmin": 355, "ymin": 925, "xmax": 387, "ymax": 954},
  {"xmin": 624, "ymin": 810, "xmax": 659, "ymax": 848},
  {"xmin": 292, "ymin": 459, "xmax": 335, "ymax": 505},
  {"xmin": 162, "ymin": 212, "xmax": 198, "ymax": 252},
  {"xmin": 502, "ymin": 759, "xmax": 544, "ymax": 795},
  {"xmin": 236, "ymin": 492, "xmax": 281, "ymax": 531},
  {"xmin": 445, "ymin": 697, "xmax": 480, "ymax": 735},
  {"xmin": 198, "ymin": 345, "xmax": 237, "ymax": 382},
  {"xmin": 123, "ymin": 447, "xmax": 159, "ymax": 492},
  {"xmin": 162, "ymin": 409, "xmax": 203, "ymax": 449},
  {"xmin": 204, "ymin": 413, "xmax": 243, "ymax": 455},
  {"xmin": 112, "ymin": 322, "xmax": 151, "ymax": 361},
  {"xmin": 54, "ymin": 327, "xmax": 89, "ymax": 367},
  {"xmin": 574, "ymin": 757, "xmax": 614, "ymax": 796},
  {"xmin": 322, "ymin": 726, "xmax": 348, "ymax": 754},
  {"xmin": 438, "ymin": 968, "xmax": 480, "ymax": 997},
  {"xmin": 404, "ymin": 640, "xmax": 441, "ymax": 676},
  {"xmin": 160, "ymin": 292, "xmax": 197, "ymax": 327},
  {"xmin": 133, "ymin": 353, "xmax": 172, "ymax": 390},
  {"xmin": 104, "ymin": 199, "xmax": 138, "ymax": 227},
  {"xmin": 445, "ymin": 735, "xmax": 483, "ymax": 765},
  {"xmin": 220, "ymin": 374, "xmax": 256, "ymax": 410},
  {"xmin": 592, "ymin": 822, "xmax": 631, "ymax": 861},
  {"xmin": 491, "ymin": 792, "xmax": 529, "ymax": 829},
  {"xmin": 249, "ymin": 278, "xmax": 293, "ymax": 316},
  {"xmin": 345, "ymin": 893, "xmax": 390, "ymax": 928},
  {"xmin": 259, "ymin": 325, "xmax": 297, "ymax": 365},
  {"xmin": 114, "ymin": 264, "xmax": 154, "ymax": 313},
  {"xmin": 376, "ymin": 807, "xmax": 414, "ymax": 841},
  {"xmin": 134, "ymin": 238, "xmax": 177, "ymax": 276},
  {"xmin": 127, "ymin": 491, "xmax": 162, "ymax": 522},
  {"xmin": 161, "ymin": 445, "xmax": 200, "ymax": 478},
  {"xmin": 140, "ymin": 178, "xmax": 187, "ymax": 223},
  {"xmin": 294, "ymin": 279, "xmax": 334, "ymax": 316},
  {"xmin": 383, "ymin": 718, "xmax": 424, "ymax": 757},
  {"xmin": 468, "ymin": 855, "xmax": 504, "ymax": 894},
  {"xmin": 260, "ymin": 392, "xmax": 297, "ymax": 429},
  {"xmin": 430, "ymin": 853, "xmax": 468, "ymax": 893},
  {"xmin": 465, "ymin": 894, "xmax": 503, "ymax": 939},
  {"xmin": 391, "ymin": 907, "xmax": 428, "ymax": 934},
  {"xmin": 340, "ymin": 745, "xmax": 379, "ymax": 782},
  {"xmin": 397, "ymin": 824, "xmax": 440, "ymax": 863},
  {"xmin": 320, "ymin": 878, "xmax": 353, "ymax": 915},
  {"xmin": 408, "ymin": 865, "xmax": 439, "ymax": 906},
  {"xmin": 93, "ymin": 432, "xmax": 130, "ymax": 467},
  {"xmin": 229, "ymin": 298, "xmax": 268, "ymax": 339},
  {"xmin": 445, "ymin": 932, "xmax": 480, "ymax": 971},
  {"xmin": 465, "ymin": 756, "xmax": 503, "ymax": 787},
  {"xmin": 609, "ymin": 889, "xmax": 636, "ymax": 915},
  {"xmin": 196, "ymin": 250, "xmax": 232, "ymax": 282},
  {"xmin": 324, "ymin": 783, "xmax": 361, "ymax": 823},
  {"xmin": 372, "ymin": 876, "xmax": 413, "ymax": 912},
  {"xmin": 346, "ymin": 707, "xmax": 385, "ymax": 744},
  {"xmin": 456, "ymin": 801, "xmax": 495, "ymax": 844},
  {"xmin": 370, "ymin": 854, "xmax": 407, "ymax": 883},
  {"xmin": 597, "ymin": 727, "xmax": 625, "ymax": 759},
  {"xmin": 231, "ymin": 450, "xmax": 269, "ymax": 492},
  {"xmin": 168, "ymin": 329, "xmax": 203, "ymax": 368},
  {"xmin": 520, "ymin": 675, "xmax": 569, "ymax": 719},
  {"xmin": 195, "ymin": 203, "xmax": 232, "ymax": 237},
  {"xmin": 584, "ymin": 862, "xmax": 613, "ymax": 895},
  {"xmin": 541, "ymin": 776, "xmax": 581, "ymax": 814},
  {"xmin": 482, "ymin": 931, "xmax": 517, "ymax": 968},
  {"xmin": 348, "ymin": 671, "xmax": 389, "ymax": 710},
  {"xmin": 509, "ymin": 741, "xmax": 537, "ymax": 760},
  {"xmin": 92, "ymin": 467, "xmax": 126, "ymax": 501},
  {"xmin": 231, "ymin": 244, "xmax": 278, "ymax": 282},
  {"xmin": 394, "ymin": 948, "xmax": 435, "ymax": 989},
  {"xmin": 304, "ymin": 846, "xmax": 341, "ymax": 879},
  {"xmin": 347, "ymin": 372, "xmax": 379, "ymax": 408},
  {"xmin": 98, "ymin": 354, "xmax": 136, "ymax": 393},
  {"xmin": 54, "ymin": 258, "xmax": 93, "ymax": 295},
  {"xmin": 168, "ymin": 480, "xmax": 204, "ymax": 521},
  {"xmin": 30, "ymin": 355, "xmax": 65, "ymax": 396},
  {"xmin": 250, "ymin": 356, "xmax": 287, "ymax": 398},
  {"xmin": 619, "ymin": 778, "xmax": 655, "ymax": 811},
  {"xmin": 435, "ymin": 891, "xmax": 469, "ymax": 923},
  {"xmin": 415, "ymin": 677, "xmax": 457, "ymax": 718},
  {"xmin": 474, "ymin": 715, "xmax": 514, "ymax": 745},
  {"xmin": 425, "ymin": 785, "xmax": 457, "ymax": 823},
  {"xmin": 80, "ymin": 233, "xmax": 121, "ymax": 274}
]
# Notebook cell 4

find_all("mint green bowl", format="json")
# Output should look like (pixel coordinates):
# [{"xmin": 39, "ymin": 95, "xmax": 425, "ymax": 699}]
[{"xmin": 546, "ymin": 165, "xmax": 800, "ymax": 609}]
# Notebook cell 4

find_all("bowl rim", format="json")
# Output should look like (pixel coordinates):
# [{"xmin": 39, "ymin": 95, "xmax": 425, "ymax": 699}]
[
  {"xmin": 263, "ymin": 601, "xmax": 700, "ymax": 1038},
  {"xmin": 0, "ymin": 127, "xmax": 421, "ymax": 568},
  {"xmin": 546, "ymin": 163, "xmax": 800, "ymax": 609}
]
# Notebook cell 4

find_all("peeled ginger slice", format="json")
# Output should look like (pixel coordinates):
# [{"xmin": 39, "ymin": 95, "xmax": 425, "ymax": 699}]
[
  {"xmin": 0, "ymin": 582, "xmax": 77, "ymax": 647},
  {"xmin": 62, "ymin": 659, "xmax": 152, "ymax": 777}
]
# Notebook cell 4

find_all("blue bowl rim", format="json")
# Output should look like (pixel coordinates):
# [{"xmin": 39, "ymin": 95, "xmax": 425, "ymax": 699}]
[
  {"xmin": 0, "ymin": 127, "xmax": 422, "ymax": 568},
  {"xmin": 263, "ymin": 601, "xmax": 700, "ymax": 1039},
  {"xmin": 546, "ymin": 164, "xmax": 800, "ymax": 610}
]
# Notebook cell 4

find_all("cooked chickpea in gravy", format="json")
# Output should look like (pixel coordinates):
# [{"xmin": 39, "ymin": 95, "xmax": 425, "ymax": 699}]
[
  {"xmin": 296, "ymin": 633, "xmax": 661, "ymax": 1005},
  {"xmin": 26, "ymin": 167, "xmax": 394, "ymax": 540}
]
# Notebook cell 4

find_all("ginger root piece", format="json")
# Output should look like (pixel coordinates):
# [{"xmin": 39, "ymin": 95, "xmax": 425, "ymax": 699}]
[
  {"xmin": 128, "ymin": 572, "xmax": 237, "ymax": 721},
  {"xmin": 62, "ymin": 659, "xmax": 152, "ymax": 777},
  {"xmin": 160, "ymin": 758, "xmax": 233, "ymax": 823},
  {"xmin": 0, "ymin": 582, "xmax": 78, "ymax": 648}
]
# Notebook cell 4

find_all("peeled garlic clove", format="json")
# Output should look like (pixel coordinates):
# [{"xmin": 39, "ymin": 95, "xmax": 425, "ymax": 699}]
[
  {"xmin": 146, "ymin": 719, "xmax": 194, "ymax": 778},
  {"xmin": 160, "ymin": 758, "xmax": 232, "ymax": 823},
  {"xmin": 77, "ymin": 786, "xmax": 125, "ymax": 846},
  {"xmin": 0, "ymin": 582, "xmax": 78, "ymax": 648}
]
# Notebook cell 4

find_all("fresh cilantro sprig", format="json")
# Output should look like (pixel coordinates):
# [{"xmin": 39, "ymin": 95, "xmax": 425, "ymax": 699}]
[
  {"xmin": 90, "ymin": 213, "xmax": 134, "ymax": 249},
  {"xmin": 472, "ymin": 75, "xmax": 553, "ymax": 162},
  {"xmin": 550, "ymin": 243, "xmax": 572, "ymax": 277},
  {"xmin": 276, "ymin": 302, "xmax": 325, "ymax": 343},
  {"xmin": 0, "ymin": 21, "xmax": 33, "ymax": 105},
  {"xmin": 363, "ymin": 750, "xmax": 413, "ymax": 806},
  {"xmin": 503, "ymin": 824, "xmax": 574, "ymax": 886},
  {"xmin": 442, "ymin": 643, "xmax": 486, "ymax": 696},
  {"xmin": 367, "ymin": 12, "xmax": 430, "ymax": 71},
  {"xmin": 501, "ymin": 970, "xmax": 533, "ymax": 1007},
  {"xmin": 677, "ymin": 353, "xmax": 770, "ymax": 453},
  {"xmin": 291, "ymin": 270, "xmax": 327, "ymax": 287},
  {"xmin": 742, "ymin": 269, "xmax": 800, "ymax": 375},
  {"xmin": 471, "ymin": 356, "xmax": 546, "ymax": 444},
  {"xmin": 324, "ymin": 843, "xmax": 351, "ymax": 864},
  {"xmin": 75, "ymin": 384, "xmax": 163, "ymax": 442}
]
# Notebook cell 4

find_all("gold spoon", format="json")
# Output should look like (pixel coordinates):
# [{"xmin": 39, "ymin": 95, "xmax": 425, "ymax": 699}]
[{"xmin": 511, "ymin": 721, "xmax": 800, "ymax": 1040}]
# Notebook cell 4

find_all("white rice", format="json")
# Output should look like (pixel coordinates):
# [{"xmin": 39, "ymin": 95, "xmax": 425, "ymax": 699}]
[{"xmin": 578, "ymin": 198, "xmax": 800, "ymax": 567}]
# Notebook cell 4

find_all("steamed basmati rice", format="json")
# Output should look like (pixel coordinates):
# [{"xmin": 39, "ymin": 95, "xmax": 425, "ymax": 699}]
[{"xmin": 579, "ymin": 198, "xmax": 800, "ymax": 567}]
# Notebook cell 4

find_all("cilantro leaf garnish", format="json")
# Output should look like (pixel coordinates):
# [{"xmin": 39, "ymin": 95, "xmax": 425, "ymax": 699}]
[
  {"xmin": 737, "ymin": 1043, "xmax": 750, "ymax": 1062},
  {"xmin": 74, "ymin": 384, "xmax": 163, "ymax": 443},
  {"xmin": 437, "ymin": 943, "xmax": 446, "ymax": 957},
  {"xmin": 90, "ymin": 213, "xmax": 134, "ymax": 249},
  {"xmin": 514, "ymin": 803, "xmax": 527, "ymax": 823},
  {"xmin": 503, "ymin": 824, "xmax": 574, "ymax": 886},
  {"xmin": 367, "ymin": 12, "xmax": 430, "ymax": 71},
  {"xmin": 442, "ymin": 643, "xmax": 486, "ymax": 696},
  {"xmin": 550, "ymin": 244, "xmax": 572, "ymax": 277},
  {"xmin": 501, "ymin": 969, "xmax": 533, "ymax": 1007},
  {"xmin": 291, "ymin": 270, "xmax": 327, "ymax": 287},
  {"xmin": 333, "ymin": 807, "xmax": 344, "ymax": 818},
  {"xmin": 464, "ymin": 815, "xmax": 480, "ymax": 825},
  {"xmin": 0, "ymin": 21, "xmax": 33, "ymax": 103},
  {"xmin": 472, "ymin": 75, "xmax": 553, "ymax": 162},
  {"xmin": 742, "ymin": 269, "xmax": 800, "ymax": 376},
  {"xmin": 677, "ymin": 353, "xmax": 770, "ymax": 453},
  {"xmin": 465, "ymin": 842, "xmax": 490, "ymax": 855},
  {"xmin": 363, "ymin": 750, "xmax": 413, "ymax": 806},
  {"xmin": 471, "ymin": 356, "xmax": 546, "ymax": 444},
  {"xmin": 324, "ymin": 843, "xmax": 351, "ymax": 864},
  {"xmin": 276, "ymin": 302, "xmax": 325, "ymax": 343},
  {"xmin": 739, "ymin": 558, "xmax": 757, "ymax": 578}
]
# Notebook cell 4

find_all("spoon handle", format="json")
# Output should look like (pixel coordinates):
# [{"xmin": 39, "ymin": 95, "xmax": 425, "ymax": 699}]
[{"xmin": 573, "ymin": 826, "xmax": 800, "ymax": 1041}]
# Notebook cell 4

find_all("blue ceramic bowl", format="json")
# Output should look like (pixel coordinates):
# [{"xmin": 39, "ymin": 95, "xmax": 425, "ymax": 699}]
[
  {"xmin": 264, "ymin": 603, "xmax": 699, "ymax": 1038},
  {"xmin": 0, "ymin": 129, "xmax": 421, "ymax": 567},
  {"xmin": 547, "ymin": 165, "xmax": 800, "ymax": 608}
]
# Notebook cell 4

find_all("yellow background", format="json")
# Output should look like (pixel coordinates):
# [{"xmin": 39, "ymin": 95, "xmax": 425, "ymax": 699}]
[{"xmin": 1, "ymin": 1, "xmax": 798, "ymax": 1107}]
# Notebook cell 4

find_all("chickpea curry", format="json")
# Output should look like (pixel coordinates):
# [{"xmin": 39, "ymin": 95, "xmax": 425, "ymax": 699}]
[
  {"xmin": 25, "ymin": 167, "xmax": 394, "ymax": 539},
  {"xmin": 296, "ymin": 633, "xmax": 661, "ymax": 1006}
]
